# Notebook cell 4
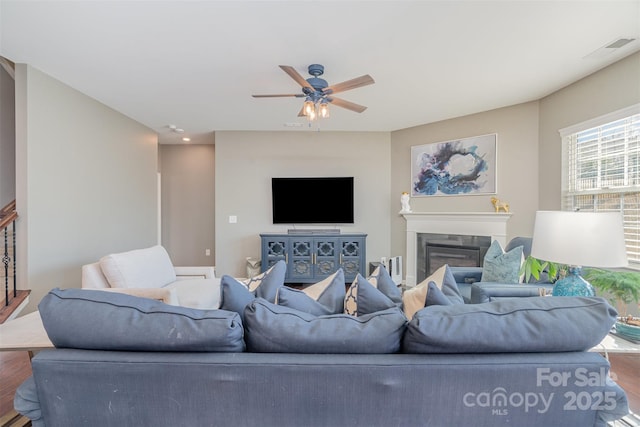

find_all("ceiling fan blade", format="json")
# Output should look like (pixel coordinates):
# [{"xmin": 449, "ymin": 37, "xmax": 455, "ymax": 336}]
[
  {"xmin": 279, "ymin": 65, "xmax": 313, "ymax": 90},
  {"xmin": 252, "ymin": 94, "xmax": 302, "ymax": 98},
  {"xmin": 324, "ymin": 75, "xmax": 374, "ymax": 95},
  {"xmin": 327, "ymin": 97, "xmax": 367, "ymax": 113}
]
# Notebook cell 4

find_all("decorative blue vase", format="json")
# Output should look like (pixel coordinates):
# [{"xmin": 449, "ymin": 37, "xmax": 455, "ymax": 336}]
[{"xmin": 552, "ymin": 267, "xmax": 595, "ymax": 297}]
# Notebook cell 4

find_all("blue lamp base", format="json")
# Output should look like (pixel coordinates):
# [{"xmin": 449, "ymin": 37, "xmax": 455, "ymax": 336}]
[{"xmin": 552, "ymin": 267, "xmax": 595, "ymax": 297}]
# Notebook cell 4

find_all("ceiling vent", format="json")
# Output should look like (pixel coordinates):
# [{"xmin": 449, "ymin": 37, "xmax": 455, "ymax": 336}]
[{"xmin": 584, "ymin": 37, "xmax": 638, "ymax": 59}]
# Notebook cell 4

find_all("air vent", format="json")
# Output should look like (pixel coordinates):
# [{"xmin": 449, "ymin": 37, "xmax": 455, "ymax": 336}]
[
  {"xmin": 605, "ymin": 38, "xmax": 635, "ymax": 49},
  {"xmin": 584, "ymin": 37, "xmax": 637, "ymax": 59}
]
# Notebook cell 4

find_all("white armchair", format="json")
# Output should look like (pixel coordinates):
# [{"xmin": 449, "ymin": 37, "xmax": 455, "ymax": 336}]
[{"xmin": 81, "ymin": 245, "xmax": 220, "ymax": 309}]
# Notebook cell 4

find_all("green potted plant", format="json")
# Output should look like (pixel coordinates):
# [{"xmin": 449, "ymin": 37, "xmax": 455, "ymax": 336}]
[
  {"xmin": 583, "ymin": 268, "xmax": 640, "ymax": 317},
  {"xmin": 520, "ymin": 256, "xmax": 562, "ymax": 284}
]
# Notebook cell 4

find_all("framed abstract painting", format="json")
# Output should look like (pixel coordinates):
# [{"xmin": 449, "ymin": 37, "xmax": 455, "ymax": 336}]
[{"xmin": 411, "ymin": 134, "xmax": 497, "ymax": 197}]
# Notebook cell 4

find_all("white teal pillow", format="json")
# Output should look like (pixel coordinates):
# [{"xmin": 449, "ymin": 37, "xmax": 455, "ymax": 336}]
[{"xmin": 481, "ymin": 240, "xmax": 524, "ymax": 283}]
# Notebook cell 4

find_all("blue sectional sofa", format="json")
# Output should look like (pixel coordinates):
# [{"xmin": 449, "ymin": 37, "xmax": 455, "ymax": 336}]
[
  {"xmin": 451, "ymin": 237, "xmax": 554, "ymax": 303},
  {"xmin": 14, "ymin": 285, "xmax": 630, "ymax": 427}
]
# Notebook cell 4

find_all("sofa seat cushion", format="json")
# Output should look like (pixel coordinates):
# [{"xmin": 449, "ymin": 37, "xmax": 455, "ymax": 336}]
[
  {"xmin": 163, "ymin": 278, "xmax": 221, "ymax": 310},
  {"xmin": 39, "ymin": 288, "xmax": 245, "ymax": 352},
  {"xmin": 244, "ymin": 299, "xmax": 407, "ymax": 353},
  {"xmin": 99, "ymin": 245, "xmax": 177, "ymax": 289},
  {"xmin": 402, "ymin": 296, "xmax": 617, "ymax": 354}
]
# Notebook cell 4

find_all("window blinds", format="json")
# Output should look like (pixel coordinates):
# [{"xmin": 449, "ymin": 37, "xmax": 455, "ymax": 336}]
[{"xmin": 563, "ymin": 112, "xmax": 640, "ymax": 265}]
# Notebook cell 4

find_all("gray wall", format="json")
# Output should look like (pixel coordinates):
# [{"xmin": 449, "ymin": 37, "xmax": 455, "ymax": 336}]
[
  {"xmin": 214, "ymin": 131, "xmax": 391, "ymax": 277},
  {"xmin": 538, "ymin": 52, "xmax": 640, "ymax": 210},
  {"xmin": 159, "ymin": 144, "xmax": 215, "ymax": 266},
  {"xmin": 15, "ymin": 64, "xmax": 158, "ymax": 311},
  {"xmin": 0, "ymin": 64, "xmax": 15, "ymax": 208},
  {"xmin": 389, "ymin": 101, "xmax": 540, "ymax": 261}
]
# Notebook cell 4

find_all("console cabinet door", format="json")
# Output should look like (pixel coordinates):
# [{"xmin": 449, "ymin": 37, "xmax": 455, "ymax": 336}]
[
  {"xmin": 340, "ymin": 238, "xmax": 365, "ymax": 281},
  {"xmin": 313, "ymin": 238, "xmax": 340, "ymax": 280},
  {"xmin": 261, "ymin": 238, "xmax": 288, "ymax": 272},
  {"xmin": 288, "ymin": 238, "xmax": 314, "ymax": 281}
]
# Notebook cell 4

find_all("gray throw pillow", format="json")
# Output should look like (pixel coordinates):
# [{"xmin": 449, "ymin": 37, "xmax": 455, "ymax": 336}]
[
  {"xmin": 39, "ymin": 288, "xmax": 245, "ymax": 352},
  {"xmin": 344, "ymin": 274, "xmax": 397, "ymax": 316},
  {"xmin": 402, "ymin": 296, "xmax": 617, "ymax": 354},
  {"xmin": 367, "ymin": 265, "xmax": 403, "ymax": 304},
  {"xmin": 219, "ymin": 260, "xmax": 287, "ymax": 320},
  {"xmin": 276, "ymin": 286, "xmax": 335, "ymax": 316},
  {"xmin": 244, "ymin": 299, "xmax": 407, "ymax": 353},
  {"xmin": 276, "ymin": 269, "xmax": 346, "ymax": 314}
]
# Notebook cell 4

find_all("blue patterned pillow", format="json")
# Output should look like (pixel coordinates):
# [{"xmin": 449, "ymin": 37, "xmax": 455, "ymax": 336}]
[{"xmin": 481, "ymin": 240, "xmax": 523, "ymax": 283}]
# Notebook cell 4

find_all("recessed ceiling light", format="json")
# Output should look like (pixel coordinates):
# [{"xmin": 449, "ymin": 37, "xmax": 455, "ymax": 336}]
[{"xmin": 182, "ymin": 137, "xmax": 191, "ymax": 142}]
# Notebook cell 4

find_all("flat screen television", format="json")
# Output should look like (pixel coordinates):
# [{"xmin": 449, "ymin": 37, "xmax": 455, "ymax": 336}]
[{"xmin": 271, "ymin": 177, "xmax": 354, "ymax": 224}]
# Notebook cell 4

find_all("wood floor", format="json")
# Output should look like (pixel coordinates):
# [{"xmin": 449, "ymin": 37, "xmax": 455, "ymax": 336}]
[{"xmin": 0, "ymin": 350, "xmax": 638, "ymax": 425}]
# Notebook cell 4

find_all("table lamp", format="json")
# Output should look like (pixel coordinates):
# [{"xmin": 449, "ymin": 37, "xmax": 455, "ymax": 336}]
[{"xmin": 530, "ymin": 211, "xmax": 628, "ymax": 296}]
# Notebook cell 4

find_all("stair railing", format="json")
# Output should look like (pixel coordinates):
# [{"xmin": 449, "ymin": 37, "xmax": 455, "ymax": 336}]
[{"xmin": 0, "ymin": 200, "xmax": 18, "ymax": 306}]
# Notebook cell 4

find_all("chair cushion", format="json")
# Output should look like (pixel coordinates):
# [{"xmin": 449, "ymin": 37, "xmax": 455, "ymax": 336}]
[
  {"xmin": 344, "ymin": 274, "xmax": 397, "ymax": 316},
  {"xmin": 402, "ymin": 296, "xmax": 617, "ymax": 354},
  {"xmin": 99, "ymin": 245, "xmax": 176, "ymax": 289},
  {"xmin": 276, "ymin": 269, "xmax": 346, "ymax": 315},
  {"xmin": 163, "ymin": 278, "xmax": 221, "ymax": 310},
  {"xmin": 39, "ymin": 288, "xmax": 245, "ymax": 352},
  {"xmin": 244, "ymin": 299, "xmax": 407, "ymax": 353},
  {"xmin": 481, "ymin": 240, "xmax": 523, "ymax": 283}
]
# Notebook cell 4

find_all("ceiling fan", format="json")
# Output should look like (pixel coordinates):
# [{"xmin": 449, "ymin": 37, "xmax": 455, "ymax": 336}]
[{"xmin": 252, "ymin": 64, "xmax": 374, "ymax": 120}]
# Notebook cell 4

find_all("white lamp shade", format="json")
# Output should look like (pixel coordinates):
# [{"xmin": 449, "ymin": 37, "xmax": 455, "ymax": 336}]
[{"xmin": 530, "ymin": 211, "xmax": 628, "ymax": 268}]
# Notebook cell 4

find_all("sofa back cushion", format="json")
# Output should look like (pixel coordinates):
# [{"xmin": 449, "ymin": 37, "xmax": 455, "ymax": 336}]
[
  {"xmin": 402, "ymin": 296, "xmax": 617, "ymax": 354},
  {"xmin": 39, "ymin": 288, "xmax": 245, "ymax": 352},
  {"xmin": 244, "ymin": 299, "xmax": 407, "ymax": 353},
  {"xmin": 99, "ymin": 245, "xmax": 176, "ymax": 289}
]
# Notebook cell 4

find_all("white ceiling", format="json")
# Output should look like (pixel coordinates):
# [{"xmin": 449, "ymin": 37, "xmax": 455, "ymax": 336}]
[{"xmin": 1, "ymin": 1, "xmax": 639, "ymax": 144}]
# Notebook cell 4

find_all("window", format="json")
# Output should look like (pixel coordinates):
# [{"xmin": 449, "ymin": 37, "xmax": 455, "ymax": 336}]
[{"xmin": 562, "ymin": 105, "xmax": 640, "ymax": 266}]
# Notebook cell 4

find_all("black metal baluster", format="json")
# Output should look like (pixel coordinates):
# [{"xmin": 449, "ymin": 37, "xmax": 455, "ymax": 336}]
[
  {"xmin": 3, "ymin": 226, "xmax": 8, "ymax": 306},
  {"xmin": 12, "ymin": 219, "xmax": 16, "ymax": 298}
]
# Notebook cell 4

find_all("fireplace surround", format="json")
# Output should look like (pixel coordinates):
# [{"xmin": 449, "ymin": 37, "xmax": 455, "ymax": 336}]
[{"xmin": 402, "ymin": 212, "xmax": 512, "ymax": 287}]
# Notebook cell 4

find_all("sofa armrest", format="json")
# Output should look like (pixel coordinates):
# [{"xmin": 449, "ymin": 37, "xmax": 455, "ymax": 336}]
[
  {"xmin": 174, "ymin": 266, "xmax": 216, "ymax": 280},
  {"xmin": 470, "ymin": 282, "xmax": 554, "ymax": 304},
  {"xmin": 95, "ymin": 287, "xmax": 179, "ymax": 305},
  {"xmin": 14, "ymin": 376, "xmax": 45, "ymax": 427},
  {"xmin": 449, "ymin": 266, "xmax": 483, "ymax": 285},
  {"xmin": 81, "ymin": 262, "xmax": 110, "ymax": 289}
]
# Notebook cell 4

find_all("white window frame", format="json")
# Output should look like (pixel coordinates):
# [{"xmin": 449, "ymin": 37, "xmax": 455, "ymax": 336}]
[{"xmin": 560, "ymin": 103, "xmax": 640, "ymax": 269}]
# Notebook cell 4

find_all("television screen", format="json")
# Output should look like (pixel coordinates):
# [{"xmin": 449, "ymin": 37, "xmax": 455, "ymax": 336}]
[{"xmin": 272, "ymin": 177, "xmax": 354, "ymax": 224}]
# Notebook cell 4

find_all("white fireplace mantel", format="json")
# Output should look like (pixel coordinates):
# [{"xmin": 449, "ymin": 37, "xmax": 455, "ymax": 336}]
[{"xmin": 402, "ymin": 212, "xmax": 512, "ymax": 287}]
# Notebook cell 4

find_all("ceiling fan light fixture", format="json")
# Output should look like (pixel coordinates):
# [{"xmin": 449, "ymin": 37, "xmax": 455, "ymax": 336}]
[
  {"xmin": 303, "ymin": 99, "xmax": 314, "ymax": 116},
  {"xmin": 319, "ymin": 101, "xmax": 330, "ymax": 118}
]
